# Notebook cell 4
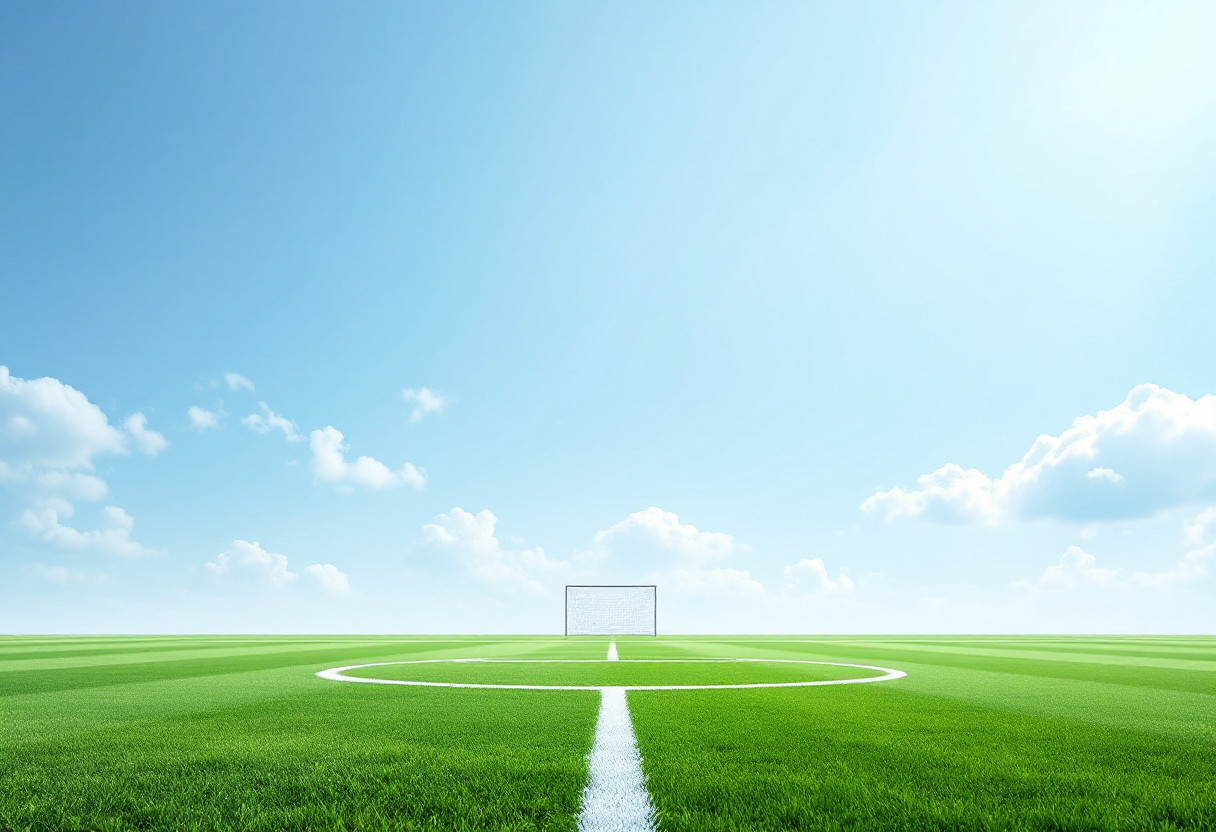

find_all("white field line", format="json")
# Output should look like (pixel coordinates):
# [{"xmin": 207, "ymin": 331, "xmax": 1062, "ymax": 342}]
[
  {"xmin": 607, "ymin": 641, "xmax": 618, "ymax": 661},
  {"xmin": 315, "ymin": 658, "xmax": 907, "ymax": 690},
  {"xmin": 578, "ymin": 687, "xmax": 656, "ymax": 832}
]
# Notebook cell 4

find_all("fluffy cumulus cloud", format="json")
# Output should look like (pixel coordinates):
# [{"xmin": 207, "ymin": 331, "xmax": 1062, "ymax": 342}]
[
  {"xmin": 402, "ymin": 387, "xmax": 449, "ymax": 423},
  {"xmin": 242, "ymin": 402, "xmax": 303, "ymax": 441},
  {"xmin": 0, "ymin": 366, "xmax": 167, "ymax": 471},
  {"xmin": 593, "ymin": 507, "xmax": 745, "ymax": 567},
  {"xmin": 188, "ymin": 406, "xmax": 221, "ymax": 429},
  {"xmin": 21, "ymin": 500, "xmax": 153, "ymax": 557},
  {"xmin": 205, "ymin": 540, "xmax": 351, "ymax": 594},
  {"xmin": 303, "ymin": 563, "xmax": 351, "ymax": 594},
  {"xmin": 1, "ymin": 366, "xmax": 127, "ymax": 473},
  {"xmin": 1, "ymin": 367, "xmax": 160, "ymax": 555},
  {"xmin": 309, "ymin": 426, "xmax": 424, "ymax": 490},
  {"xmin": 591, "ymin": 507, "xmax": 763, "ymax": 596},
  {"xmin": 420, "ymin": 508, "xmax": 564, "ymax": 593},
  {"xmin": 783, "ymin": 558, "xmax": 855, "ymax": 594},
  {"xmin": 864, "ymin": 385, "xmax": 1216, "ymax": 525}
]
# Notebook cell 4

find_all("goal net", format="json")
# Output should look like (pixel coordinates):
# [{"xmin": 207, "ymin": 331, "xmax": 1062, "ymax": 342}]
[{"xmin": 565, "ymin": 585, "xmax": 657, "ymax": 636}]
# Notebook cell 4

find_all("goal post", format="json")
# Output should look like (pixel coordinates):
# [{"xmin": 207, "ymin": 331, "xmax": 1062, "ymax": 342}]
[{"xmin": 565, "ymin": 585, "xmax": 657, "ymax": 636}]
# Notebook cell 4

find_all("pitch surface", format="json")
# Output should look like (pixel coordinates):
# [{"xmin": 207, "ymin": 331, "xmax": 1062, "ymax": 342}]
[{"xmin": 2, "ymin": 635, "xmax": 1213, "ymax": 830}]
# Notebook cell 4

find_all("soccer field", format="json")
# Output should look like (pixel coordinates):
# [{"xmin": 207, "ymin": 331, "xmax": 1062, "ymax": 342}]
[{"xmin": 2, "ymin": 635, "xmax": 1214, "ymax": 831}]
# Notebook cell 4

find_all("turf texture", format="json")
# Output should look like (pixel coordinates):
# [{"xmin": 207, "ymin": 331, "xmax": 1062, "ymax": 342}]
[{"xmin": 1, "ymin": 635, "xmax": 1213, "ymax": 830}]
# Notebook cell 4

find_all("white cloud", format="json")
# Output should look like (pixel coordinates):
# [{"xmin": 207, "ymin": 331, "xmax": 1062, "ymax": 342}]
[
  {"xmin": 402, "ymin": 387, "xmax": 449, "ymax": 423},
  {"xmin": 1, "ymin": 366, "xmax": 126, "ymax": 471},
  {"xmin": 864, "ymin": 385, "xmax": 1216, "ymax": 525},
  {"xmin": 1, "ymin": 367, "xmax": 158, "ymax": 554},
  {"xmin": 1019, "ymin": 542, "xmax": 1214, "ymax": 590},
  {"xmin": 224, "ymin": 372, "xmax": 255, "ymax": 393},
  {"xmin": 420, "ymin": 507, "xmax": 564, "ymax": 592},
  {"xmin": 188, "ymin": 406, "xmax": 221, "ymax": 429},
  {"xmin": 303, "ymin": 563, "xmax": 351, "ymax": 594},
  {"xmin": 309, "ymin": 426, "xmax": 424, "ymax": 490},
  {"xmin": 590, "ymin": 507, "xmax": 763, "ymax": 596},
  {"xmin": 1086, "ymin": 467, "xmax": 1123, "ymax": 483},
  {"xmin": 21, "ymin": 500, "xmax": 153, "ymax": 558},
  {"xmin": 206, "ymin": 540, "xmax": 296, "ymax": 588},
  {"xmin": 593, "ymin": 507, "xmax": 746, "ymax": 567},
  {"xmin": 205, "ymin": 540, "xmax": 351, "ymax": 595},
  {"xmin": 124, "ymin": 413, "xmax": 168, "ymax": 456},
  {"xmin": 242, "ymin": 403, "xmax": 303, "ymax": 442},
  {"xmin": 783, "ymin": 558, "xmax": 855, "ymax": 594}
]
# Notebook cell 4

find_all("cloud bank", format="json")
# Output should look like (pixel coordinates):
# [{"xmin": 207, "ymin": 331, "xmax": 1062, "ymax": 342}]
[
  {"xmin": 415, "ymin": 505, "xmax": 856, "ymax": 605},
  {"xmin": 864, "ymin": 385, "xmax": 1216, "ymax": 525}
]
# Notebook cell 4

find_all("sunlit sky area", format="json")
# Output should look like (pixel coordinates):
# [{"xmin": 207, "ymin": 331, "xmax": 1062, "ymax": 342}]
[{"xmin": 2, "ymin": 2, "xmax": 1215, "ymax": 633}]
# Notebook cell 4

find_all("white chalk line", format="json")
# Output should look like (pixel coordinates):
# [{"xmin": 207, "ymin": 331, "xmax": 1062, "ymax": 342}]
[
  {"xmin": 607, "ymin": 641, "xmax": 618, "ymax": 661},
  {"xmin": 578, "ymin": 687, "xmax": 656, "ymax": 832},
  {"xmin": 315, "ymin": 658, "xmax": 907, "ymax": 690}
]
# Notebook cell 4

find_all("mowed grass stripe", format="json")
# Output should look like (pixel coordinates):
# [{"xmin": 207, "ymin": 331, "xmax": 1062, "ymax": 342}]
[
  {"xmin": 0, "ymin": 636, "xmax": 576, "ymax": 670},
  {"xmin": 690, "ymin": 640, "xmax": 1216, "ymax": 695},
  {"xmin": 1, "ymin": 637, "xmax": 601, "ymax": 831},
  {"xmin": 880, "ymin": 638, "xmax": 1216, "ymax": 660},
  {"xmin": 0, "ymin": 638, "xmax": 329, "ymax": 661},
  {"xmin": 0, "ymin": 644, "xmax": 506, "ymax": 696},
  {"xmin": 4, "ymin": 684, "xmax": 599, "ymax": 831},
  {"xmin": 0, "ymin": 638, "xmax": 602, "ymax": 694},
  {"xmin": 630, "ymin": 681, "xmax": 1216, "ymax": 831},
  {"xmin": 817, "ymin": 639, "xmax": 1216, "ymax": 669},
  {"xmin": 610, "ymin": 638, "xmax": 1216, "ymax": 741}
]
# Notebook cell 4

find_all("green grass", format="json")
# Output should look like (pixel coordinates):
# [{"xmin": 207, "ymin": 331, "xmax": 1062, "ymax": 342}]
[
  {"xmin": 628, "ymin": 637, "xmax": 1216, "ymax": 831},
  {"xmin": 2, "ymin": 635, "xmax": 1213, "ymax": 831}
]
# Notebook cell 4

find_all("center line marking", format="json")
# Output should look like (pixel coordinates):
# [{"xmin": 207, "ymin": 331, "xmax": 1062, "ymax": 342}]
[
  {"xmin": 578, "ymin": 687, "xmax": 656, "ymax": 832},
  {"xmin": 607, "ymin": 641, "xmax": 618, "ymax": 661}
]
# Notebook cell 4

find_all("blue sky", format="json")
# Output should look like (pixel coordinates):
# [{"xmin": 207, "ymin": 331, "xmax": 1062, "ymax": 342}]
[{"xmin": 2, "ymin": 2, "xmax": 1215, "ymax": 633}]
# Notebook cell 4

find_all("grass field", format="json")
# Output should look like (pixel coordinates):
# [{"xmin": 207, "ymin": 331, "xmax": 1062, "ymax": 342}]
[{"xmin": 2, "ymin": 635, "xmax": 1214, "ymax": 831}]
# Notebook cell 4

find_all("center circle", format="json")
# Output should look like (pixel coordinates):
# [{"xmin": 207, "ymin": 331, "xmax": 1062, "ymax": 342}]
[{"xmin": 316, "ymin": 658, "xmax": 906, "ymax": 690}]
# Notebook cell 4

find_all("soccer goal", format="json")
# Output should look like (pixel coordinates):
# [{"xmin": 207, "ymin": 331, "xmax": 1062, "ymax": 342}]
[{"xmin": 565, "ymin": 585, "xmax": 657, "ymax": 636}]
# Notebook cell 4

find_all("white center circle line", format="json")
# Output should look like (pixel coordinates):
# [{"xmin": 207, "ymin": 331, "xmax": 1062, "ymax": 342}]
[{"xmin": 314, "ymin": 658, "xmax": 907, "ymax": 690}]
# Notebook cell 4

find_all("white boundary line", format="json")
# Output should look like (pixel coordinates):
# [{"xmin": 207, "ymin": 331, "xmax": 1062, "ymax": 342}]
[{"xmin": 315, "ymin": 658, "xmax": 907, "ymax": 690}]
